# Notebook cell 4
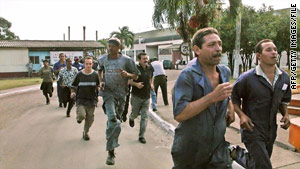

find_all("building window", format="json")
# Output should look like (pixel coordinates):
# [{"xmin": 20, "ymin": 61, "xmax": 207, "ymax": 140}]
[
  {"xmin": 45, "ymin": 56, "xmax": 50, "ymax": 64},
  {"xmin": 159, "ymin": 49, "xmax": 171, "ymax": 55},
  {"xmin": 136, "ymin": 50, "xmax": 145, "ymax": 56},
  {"xmin": 126, "ymin": 50, "xmax": 134, "ymax": 59},
  {"xmin": 30, "ymin": 56, "xmax": 40, "ymax": 64},
  {"xmin": 135, "ymin": 50, "xmax": 145, "ymax": 60}
]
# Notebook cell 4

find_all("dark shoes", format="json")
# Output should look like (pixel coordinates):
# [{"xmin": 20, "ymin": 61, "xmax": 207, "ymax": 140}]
[
  {"xmin": 66, "ymin": 110, "xmax": 70, "ymax": 117},
  {"xmin": 122, "ymin": 115, "xmax": 127, "ymax": 122},
  {"xmin": 129, "ymin": 119, "xmax": 134, "ymax": 127},
  {"xmin": 66, "ymin": 113, "xmax": 70, "ymax": 117},
  {"xmin": 153, "ymin": 108, "xmax": 157, "ymax": 112},
  {"xmin": 106, "ymin": 150, "xmax": 115, "ymax": 165},
  {"xmin": 139, "ymin": 137, "xmax": 146, "ymax": 144},
  {"xmin": 82, "ymin": 132, "xmax": 90, "ymax": 141},
  {"xmin": 63, "ymin": 103, "xmax": 67, "ymax": 108},
  {"xmin": 59, "ymin": 103, "xmax": 62, "ymax": 107},
  {"xmin": 46, "ymin": 100, "xmax": 50, "ymax": 105},
  {"xmin": 49, "ymin": 93, "xmax": 52, "ymax": 97},
  {"xmin": 110, "ymin": 116, "xmax": 117, "ymax": 123}
]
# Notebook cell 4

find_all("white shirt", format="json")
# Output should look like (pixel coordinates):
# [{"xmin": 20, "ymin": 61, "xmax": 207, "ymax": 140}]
[{"xmin": 151, "ymin": 61, "xmax": 166, "ymax": 77}]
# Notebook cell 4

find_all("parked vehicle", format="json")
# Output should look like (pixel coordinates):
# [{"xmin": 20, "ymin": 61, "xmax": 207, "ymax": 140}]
[{"xmin": 162, "ymin": 60, "xmax": 173, "ymax": 69}]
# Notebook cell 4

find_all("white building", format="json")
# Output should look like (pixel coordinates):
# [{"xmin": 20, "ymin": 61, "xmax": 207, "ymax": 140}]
[{"xmin": 123, "ymin": 29, "xmax": 187, "ymax": 66}]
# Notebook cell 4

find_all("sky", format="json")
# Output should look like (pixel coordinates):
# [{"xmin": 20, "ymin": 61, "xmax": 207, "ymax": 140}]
[{"xmin": 0, "ymin": 0, "xmax": 299, "ymax": 41}]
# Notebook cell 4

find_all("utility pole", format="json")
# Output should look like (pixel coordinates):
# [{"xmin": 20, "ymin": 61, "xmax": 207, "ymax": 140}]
[{"xmin": 233, "ymin": 12, "xmax": 242, "ymax": 79}]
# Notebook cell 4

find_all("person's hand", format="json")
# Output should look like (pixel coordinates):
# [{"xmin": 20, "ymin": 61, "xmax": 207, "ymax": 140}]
[
  {"xmin": 70, "ymin": 92, "xmax": 76, "ymax": 99},
  {"xmin": 100, "ymin": 82, "xmax": 105, "ymax": 91},
  {"xmin": 280, "ymin": 114, "xmax": 290, "ymax": 130},
  {"xmin": 209, "ymin": 82, "xmax": 232, "ymax": 103},
  {"xmin": 240, "ymin": 114, "xmax": 254, "ymax": 132},
  {"xmin": 119, "ymin": 69, "xmax": 128, "ymax": 78},
  {"xmin": 136, "ymin": 82, "xmax": 144, "ymax": 89},
  {"xmin": 150, "ymin": 84, "xmax": 154, "ymax": 90},
  {"xmin": 225, "ymin": 111, "xmax": 235, "ymax": 127}
]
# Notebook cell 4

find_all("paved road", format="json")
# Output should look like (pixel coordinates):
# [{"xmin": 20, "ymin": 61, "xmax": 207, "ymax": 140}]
[
  {"xmin": 1, "ymin": 69, "xmax": 299, "ymax": 169},
  {"xmin": 0, "ymin": 87, "xmax": 173, "ymax": 169}
]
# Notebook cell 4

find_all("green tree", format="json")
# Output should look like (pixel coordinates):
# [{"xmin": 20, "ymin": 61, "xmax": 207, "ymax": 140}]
[
  {"xmin": 152, "ymin": 0, "xmax": 241, "ymax": 60},
  {"xmin": 110, "ymin": 26, "xmax": 134, "ymax": 51},
  {"xmin": 219, "ymin": 9, "xmax": 237, "ymax": 72},
  {"xmin": 98, "ymin": 38, "xmax": 108, "ymax": 54},
  {"xmin": 239, "ymin": 5, "xmax": 259, "ymax": 71},
  {"xmin": 0, "ymin": 17, "xmax": 19, "ymax": 40},
  {"xmin": 273, "ymin": 10, "xmax": 300, "ymax": 68}
]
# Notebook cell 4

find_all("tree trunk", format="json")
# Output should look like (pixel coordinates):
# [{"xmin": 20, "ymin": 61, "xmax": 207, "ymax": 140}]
[
  {"xmin": 188, "ymin": 40, "xmax": 193, "ymax": 61},
  {"xmin": 247, "ymin": 54, "xmax": 253, "ymax": 70},
  {"xmin": 227, "ymin": 52, "xmax": 234, "ymax": 73},
  {"xmin": 277, "ymin": 53, "xmax": 282, "ymax": 68}
]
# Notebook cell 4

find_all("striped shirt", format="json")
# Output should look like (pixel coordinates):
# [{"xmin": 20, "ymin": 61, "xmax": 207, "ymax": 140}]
[{"xmin": 72, "ymin": 70, "xmax": 99, "ymax": 106}]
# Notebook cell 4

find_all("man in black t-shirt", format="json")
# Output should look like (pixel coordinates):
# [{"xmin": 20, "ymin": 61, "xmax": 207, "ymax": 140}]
[
  {"xmin": 128, "ymin": 52, "xmax": 154, "ymax": 144},
  {"xmin": 71, "ymin": 57, "xmax": 99, "ymax": 141}
]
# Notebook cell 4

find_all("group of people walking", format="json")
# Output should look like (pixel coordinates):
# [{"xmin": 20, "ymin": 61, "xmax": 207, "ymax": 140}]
[
  {"xmin": 37, "ymin": 37, "xmax": 170, "ymax": 166},
  {"xmin": 37, "ymin": 27, "xmax": 291, "ymax": 169}
]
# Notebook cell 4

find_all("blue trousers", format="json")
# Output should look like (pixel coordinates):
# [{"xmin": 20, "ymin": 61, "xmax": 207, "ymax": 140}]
[
  {"xmin": 103, "ymin": 94, "xmax": 125, "ymax": 151},
  {"xmin": 150, "ymin": 89, "xmax": 157, "ymax": 110}
]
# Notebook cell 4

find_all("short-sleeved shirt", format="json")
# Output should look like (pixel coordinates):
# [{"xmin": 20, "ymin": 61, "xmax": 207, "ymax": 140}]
[
  {"xmin": 53, "ymin": 61, "xmax": 66, "ymax": 78},
  {"xmin": 72, "ymin": 70, "xmax": 99, "ymax": 106},
  {"xmin": 171, "ymin": 58, "xmax": 231, "ymax": 165},
  {"xmin": 151, "ymin": 61, "xmax": 166, "ymax": 77},
  {"xmin": 26, "ymin": 62, "xmax": 33, "ymax": 69},
  {"xmin": 39, "ymin": 66, "xmax": 54, "ymax": 83},
  {"xmin": 231, "ymin": 65, "xmax": 291, "ymax": 143},
  {"xmin": 59, "ymin": 66, "xmax": 78, "ymax": 87},
  {"xmin": 98, "ymin": 54, "xmax": 140, "ymax": 99},
  {"xmin": 131, "ymin": 64, "xmax": 154, "ymax": 99}
]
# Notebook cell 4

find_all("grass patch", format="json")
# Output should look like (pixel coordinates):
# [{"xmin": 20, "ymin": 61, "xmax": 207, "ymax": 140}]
[{"xmin": 0, "ymin": 77, "xmax": 43, "ymax": 91}]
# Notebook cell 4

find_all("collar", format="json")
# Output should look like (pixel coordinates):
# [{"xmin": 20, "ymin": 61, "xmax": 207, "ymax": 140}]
[
  {"xmin": 138, "ymin": 63, "xmax": 148, "ymax": 69},
  {"xmin": 188, "ymin": 57, "xmax": 227, "ymax": 83},
  {"xmin": 255, "ymin": 64, "xmax": 282, "ymax": 76}
]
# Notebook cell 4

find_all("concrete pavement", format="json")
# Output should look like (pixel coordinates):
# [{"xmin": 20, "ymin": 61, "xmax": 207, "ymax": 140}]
[
  {"xmin": 1, "ymin": 75, "xmax": 300, "ymax": 168},
  {"xmin": 0, "ymin": 84, "xmax": 174, "ymax": 169}
]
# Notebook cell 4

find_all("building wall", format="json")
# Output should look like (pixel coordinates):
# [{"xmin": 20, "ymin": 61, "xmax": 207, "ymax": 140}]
[
  {"xmin": 146, "ymin": 46, "xmax": 158, "ymax": 59},
  {"xmin": 134, "ymin": 29, "xmax": 178, "ymax": 41},
  {"xmin": 29, "ymin": 51, "xmax": 50, "ymax": 71},
  {"xmin": 0, "ymin": 48, "xmax": 28, "ymax": 73}
]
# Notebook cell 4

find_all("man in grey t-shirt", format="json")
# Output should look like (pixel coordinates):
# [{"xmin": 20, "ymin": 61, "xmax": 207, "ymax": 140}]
[{"xmin": 98, "ymin": 37, "xmax": 140, "ymax": 166}]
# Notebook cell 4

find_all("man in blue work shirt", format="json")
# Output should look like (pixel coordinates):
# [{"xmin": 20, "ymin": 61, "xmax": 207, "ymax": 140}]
[
  {"xmin": 53, "ymin": 53, "xmax": 66, "ymax": 107},
  {"xmin": 231, "ymin": 39, "xmax": 291, "ymax": 169},
  {"xmin": 72, "ymin": 56, "xmax": 83, "ymax": 71},
  {"xmin": 171, "ymin": 27, "xmax": 235, "ymax": 169}
]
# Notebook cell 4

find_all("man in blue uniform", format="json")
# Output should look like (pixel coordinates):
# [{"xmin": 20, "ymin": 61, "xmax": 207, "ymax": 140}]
[
  {"xmin": 231, "ymin": 39, "xmax": 291, "ymax": 169},
  {"xmin": 171, "ymin": 27, "xmax": 234, "ymax": 169},
  {"xmin": 53, "ymin": 53, "xmax": 66, "ymax": 107}
]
